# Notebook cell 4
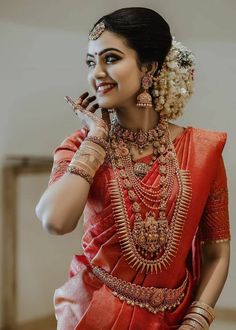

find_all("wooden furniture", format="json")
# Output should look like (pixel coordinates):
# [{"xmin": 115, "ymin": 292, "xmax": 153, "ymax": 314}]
[{"xmin": 2, "ymin": 156, "xmax": 52, "ymax": 330}]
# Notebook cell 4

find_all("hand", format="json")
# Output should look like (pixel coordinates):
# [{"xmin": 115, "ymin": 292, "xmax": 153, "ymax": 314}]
[{"xmin": 64, "ymin": 92, "xmax": 111, "ymax": 138}]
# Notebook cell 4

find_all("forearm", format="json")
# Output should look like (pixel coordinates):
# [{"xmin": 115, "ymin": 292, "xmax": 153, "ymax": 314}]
[
  {"xmin": 179, "ymin": 242, "xmax": 230, "ymax": 329},
  {"xmin": 35, "ymin": 172, "xmax": 90, "ymax": 235},
  {"xmin": 194, "ymin": 242, "xmax": 230, "ymax": 307},
  {"xmin": 36, "ymin": 129, "xmax": 108, "ymax": 235}
]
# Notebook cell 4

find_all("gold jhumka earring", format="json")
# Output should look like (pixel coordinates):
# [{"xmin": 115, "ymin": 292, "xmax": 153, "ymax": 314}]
[{"xmin": 136, "ymin": 73, "xmax": 153, "ymax": 108}]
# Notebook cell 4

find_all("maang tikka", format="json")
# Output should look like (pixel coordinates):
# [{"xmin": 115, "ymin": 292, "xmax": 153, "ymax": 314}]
[
  {"xmin": 88, "ymin": 21, "xmax": 106, "ymax": 40},
  {"xmin": 136, "ymin": 73, "xmax": 153, "ymax": 108}
]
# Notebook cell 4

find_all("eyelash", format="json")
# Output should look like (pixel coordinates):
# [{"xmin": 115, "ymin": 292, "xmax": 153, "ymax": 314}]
[{"xmin": 86, "ymin": 55, "xmax": 120, "ymax": 67}]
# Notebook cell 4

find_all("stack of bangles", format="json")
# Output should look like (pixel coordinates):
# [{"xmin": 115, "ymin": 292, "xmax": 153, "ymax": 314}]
[
  {"xmin": 180, "ymin": 301, "xmax": 215, "ymax": 329},
  {"xmin": 66, "ymin": 134, "xmax": 109, "ymax": 185}
]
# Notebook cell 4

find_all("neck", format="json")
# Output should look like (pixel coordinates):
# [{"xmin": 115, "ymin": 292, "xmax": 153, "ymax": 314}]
[{"xmin": 114, "ymin": 103, "xmax": 160, "ymax": 132}]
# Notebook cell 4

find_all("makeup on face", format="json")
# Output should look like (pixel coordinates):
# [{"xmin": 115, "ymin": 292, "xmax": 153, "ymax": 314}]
[{"xmin": 86, "ymin": 31, "xmax": 142, "ymax": 109}]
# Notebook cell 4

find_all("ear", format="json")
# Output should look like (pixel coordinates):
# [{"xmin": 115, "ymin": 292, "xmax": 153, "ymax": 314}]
[{"xmin": 141, "ymin": 61, "xmax": 158, "ymax": 75}]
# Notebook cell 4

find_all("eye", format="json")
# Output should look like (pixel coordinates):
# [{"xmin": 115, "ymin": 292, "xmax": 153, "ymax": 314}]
[
  {"xmin": 86, "ymin": 59, "xmax": 95, "ymax": 68},
  {"xmin": 105, "ymin": 55, "xmax": 120, "ymax": 64}
]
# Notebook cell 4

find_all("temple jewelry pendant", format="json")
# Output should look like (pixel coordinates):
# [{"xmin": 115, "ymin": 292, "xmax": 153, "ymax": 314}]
[
  {"xmin": 133, "ymin": 162, "xmax": 151, "ymax": 177},
  {"xmin": 132, "ymin": 211, "xmax": 169, "ymax": 257}
]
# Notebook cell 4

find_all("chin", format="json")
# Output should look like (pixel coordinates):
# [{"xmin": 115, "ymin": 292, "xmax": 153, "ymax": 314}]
[{"xmin": 98, "ymin": 99, "xmax": 117, "ymax": 109}]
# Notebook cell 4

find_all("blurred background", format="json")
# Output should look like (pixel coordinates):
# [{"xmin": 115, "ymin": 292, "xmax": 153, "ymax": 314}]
[{"xmin": 0, "ymin": 0, "xmax": 235, "ymax": 329}]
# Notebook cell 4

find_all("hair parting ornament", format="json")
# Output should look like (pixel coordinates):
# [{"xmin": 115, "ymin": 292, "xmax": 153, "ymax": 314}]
[
  {"xmin": 88, "ymin": 21, "xmax": 106, "ymax": 40},
  {"xmin": 88, "ymin": 20, "xmax": 195, "ymax": 120}
]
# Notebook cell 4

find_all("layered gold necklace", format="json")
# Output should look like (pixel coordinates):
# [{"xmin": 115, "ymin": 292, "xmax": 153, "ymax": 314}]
[{"xmin": 108, "ymin": 117, "xmax": 192, "ymax": 274}]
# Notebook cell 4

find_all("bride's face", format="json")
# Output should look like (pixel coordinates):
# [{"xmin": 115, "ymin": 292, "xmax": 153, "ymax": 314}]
[{"xmin": 86, "ymin": 30, "xmax": 143, "ymax": 109}]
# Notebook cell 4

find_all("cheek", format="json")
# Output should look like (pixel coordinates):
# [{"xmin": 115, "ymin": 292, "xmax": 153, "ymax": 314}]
[
  {"xmin": 87, "ymin": 73, "xmax": 95, "ymax": 90},
  {"xmin": 112, "ymin": 63, "xmax": 141, "ymax": 92}
]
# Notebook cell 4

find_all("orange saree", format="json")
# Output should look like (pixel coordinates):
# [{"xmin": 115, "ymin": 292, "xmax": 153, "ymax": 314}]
[{"xmin": 49, "ymin": 126, "xmax": 230, "ymax": 330}]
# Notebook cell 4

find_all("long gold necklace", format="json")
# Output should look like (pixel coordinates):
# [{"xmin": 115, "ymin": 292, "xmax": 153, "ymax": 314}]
[{"xmin": 108, "ymin": 117, "xmax": 192, "ymax": 273}]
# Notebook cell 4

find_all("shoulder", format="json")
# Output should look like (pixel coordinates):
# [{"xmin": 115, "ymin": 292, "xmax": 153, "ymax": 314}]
[{"xmin": 190, "ymin": 126, "xmax": 227, "ymax": 154}]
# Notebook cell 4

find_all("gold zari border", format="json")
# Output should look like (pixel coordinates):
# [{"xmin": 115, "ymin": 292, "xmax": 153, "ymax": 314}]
[{"xmin": 200, "ymin": 238, "xmax": 230, "ymax": 244}]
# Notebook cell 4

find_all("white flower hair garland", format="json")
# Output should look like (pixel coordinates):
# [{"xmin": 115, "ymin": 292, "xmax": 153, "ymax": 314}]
[{"xmin": 153, "ymin": 37, "xmax": 196, "ymax": 120}]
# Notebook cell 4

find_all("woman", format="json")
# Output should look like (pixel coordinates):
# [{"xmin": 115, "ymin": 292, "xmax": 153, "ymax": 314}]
[{"xmin": 35, "ymin": 7, "xmax": 230, "ymax": 329}]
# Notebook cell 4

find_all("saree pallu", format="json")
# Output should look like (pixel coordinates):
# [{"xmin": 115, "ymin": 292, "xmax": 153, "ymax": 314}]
[{"xmin": 49, "ymin": 126, "xmax": 230, "ymax": 329}]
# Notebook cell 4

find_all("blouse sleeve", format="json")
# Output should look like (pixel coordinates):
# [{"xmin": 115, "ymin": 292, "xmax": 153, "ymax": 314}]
[
  {"xmin": 199, "ymin": 155, "xmax": 230, "ymax": 243},
  {"xmin": 48, "ymin": 127, "xmax": 88, "ymax": 186}
]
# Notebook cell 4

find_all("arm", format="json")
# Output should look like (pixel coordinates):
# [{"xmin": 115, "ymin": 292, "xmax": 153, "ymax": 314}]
[
  {"xmin": 180, "ymin": 155, "xmax": 230, "ymax": 329},
  {"xmin": 35, "ymin": 93, "xmax": 111, "ymax": 235},
  {"xmin": 36, "ymin": 127, "xmax": 107, "ymax": 235},
  {"xmin": 194, "ymin": 241, "xmax": 230, "ymax": 307},
  {"xmin": 179, "ymin": 241, "xmax": 230, "ymax": 329},
  {"xmin": 35, "ymin": 171, "xmax": 91, "ymax": 235}
]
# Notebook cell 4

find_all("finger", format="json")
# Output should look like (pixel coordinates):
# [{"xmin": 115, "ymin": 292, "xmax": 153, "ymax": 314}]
[
  {"xmin": 88, "ymin": 103, "xmax": 99, "ymax": 113},
  {"xmin": 81, "ymin": 95, "xmax": 96, "ymax": 108},
  {"xmin": 101, "ymin": 108, "xmax": 111, "ymax": 128},
  {"xmin": 79, "ymin": 91, "xmax": 89, "ymax": 100},
  {"xmin": 64, "ymin": 96, "xmax": 77, "ymax": 108},
  {"xmin": 74, "ymin": 92, "xmax": 89, "ymax": 106}
]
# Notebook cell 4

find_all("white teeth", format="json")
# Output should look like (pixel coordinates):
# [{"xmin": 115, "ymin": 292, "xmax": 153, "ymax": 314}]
[{"xmin": 97, "ymin": 84, "xmax": 115, "ymax": 92}]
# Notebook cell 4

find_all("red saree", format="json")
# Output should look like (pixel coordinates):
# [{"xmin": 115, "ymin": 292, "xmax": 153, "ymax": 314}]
[{"xmin": 49, "ymin": 126, "xmax": 230, "ymax": 329}]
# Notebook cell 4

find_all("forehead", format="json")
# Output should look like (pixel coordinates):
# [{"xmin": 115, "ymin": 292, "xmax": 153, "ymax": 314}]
[{"xmin": 87, "ymin": 30, "xmax": 135, "ymax": 56}]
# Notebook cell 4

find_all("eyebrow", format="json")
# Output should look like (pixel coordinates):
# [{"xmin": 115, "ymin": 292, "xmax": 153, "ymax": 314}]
[{"xmin": 86, "ymin": 48, "xmax": 125, "ymax": 58}]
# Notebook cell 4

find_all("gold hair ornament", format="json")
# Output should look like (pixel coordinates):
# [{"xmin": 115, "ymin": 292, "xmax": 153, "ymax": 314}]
[{"xmin": 88, "ymin": 21, "xmax": 106, "ymax": 40}]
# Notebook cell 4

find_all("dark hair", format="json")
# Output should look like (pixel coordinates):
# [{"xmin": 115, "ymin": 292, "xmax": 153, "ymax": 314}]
[{"xmin": 91, "ymin": 7, "xmax": 172, "ymax": 72}]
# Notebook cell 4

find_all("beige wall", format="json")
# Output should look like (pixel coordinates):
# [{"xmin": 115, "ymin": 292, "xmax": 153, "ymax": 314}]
[{"xmin": 0, "ymin": 0, "xmax": 235, "ymax": 326}]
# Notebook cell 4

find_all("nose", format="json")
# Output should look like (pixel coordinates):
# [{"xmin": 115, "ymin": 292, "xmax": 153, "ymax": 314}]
[{"xmin": 93, "ymin": 62, "xmax": 107, "ymax": 79}]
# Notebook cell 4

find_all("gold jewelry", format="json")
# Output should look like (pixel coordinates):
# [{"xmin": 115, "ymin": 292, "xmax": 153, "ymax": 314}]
[
  {"xmin": 110, "ymin": 118, "xmax": 165, "ymax": 177},
  {"xmin": 85, "ymin": 135, "xmax": 109, "ymax": 151},
  {"xmin": 88, "ymin": 21, "xmax": 106, "ymax": 40},
  {"xmin": 189, "ymin": 300, "xmax": 215, "ymax": 324},
  {"xmin": 66, "ymin": 166, "xmax": 93, "ymax": 185},
  {"xmin": 68, "ymin": 139, "xmax": 107, "ymax": 180},
  {"xmin": 183, "ymin": 312, "xmax": 209, "ymax": 329},
  {"xmin": 70, "ymin": 159, "xmax": 100, "ymax": 177},
  {"xmin": 137, "ymin": 73, "xmax": 153, "ymax": 108},
  {"xmin": 108, "ymin": 116, "xmax": 192, "ymax": 273},
  {"xmin": 182, "ymin": 318, "xmax": 205, "ymax": 329},
  {"xmin": 80, "ymin": 141, "xmax": 106, "ymax": 159},
  {"xmin": 188, "ymin": 306, "xmax": 214, "ymax": 324},
  {"xmin": 92, "ymin": 265, "xmax": 188, "ymax": 314}
]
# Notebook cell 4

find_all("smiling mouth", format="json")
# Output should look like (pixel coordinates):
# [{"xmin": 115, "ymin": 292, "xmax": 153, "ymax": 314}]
[{"xmin": 97, "ymin": 84, "xmax": 117, "ymax": 95}]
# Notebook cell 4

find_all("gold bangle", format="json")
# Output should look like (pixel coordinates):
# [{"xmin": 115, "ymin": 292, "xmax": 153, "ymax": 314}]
[
  {"xmin": 190, "ymin": 301, "xmax": 215, "ymax": 320},
  {"xmin": 75, "ymin": 147, "xmax": 106, "ymax": 161},
  {"xmin": 74, "ymin": 150, "xmax": 105, "ymax": 165},
  {"xmin": 184, "ymin": 312, "xmax": 209, "ymax": 329},
  {"xmin": 188, "ymin": 306, "xmax": 214, "ymax": 324},
  {"xmin": 80, "ymin": 140, "xmax": 106, "ymax": 156},
  {"xmin": 70, "ymin": 160, "xmax": 96, "ymax": 177},
  {"xmin": 66, "ymin": 165, "xmax": 93, "ymax": 185},
  {"xmin": 76, "ymin": 145, "xmax": 106, "ymax": 163},
  {"xmin": 71, "ymin": 155, "xmax": 103, "ymax": 173},
  {"xmin": 182, "ymin": 318, "xmax": 204, "ymax": 329},
  {"xmin": 85, "ymin": 135, "xmax": 109, "ymax": 150}
]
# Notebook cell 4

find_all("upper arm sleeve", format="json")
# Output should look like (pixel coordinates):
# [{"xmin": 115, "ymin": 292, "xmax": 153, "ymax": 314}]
[
  {"xmin": 199, "ymin": 155, "xmax": 230, "ymax": 243},
  {"xmin": 48, "ymin": 128, "xmax": 88, "ymax": 186}
]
